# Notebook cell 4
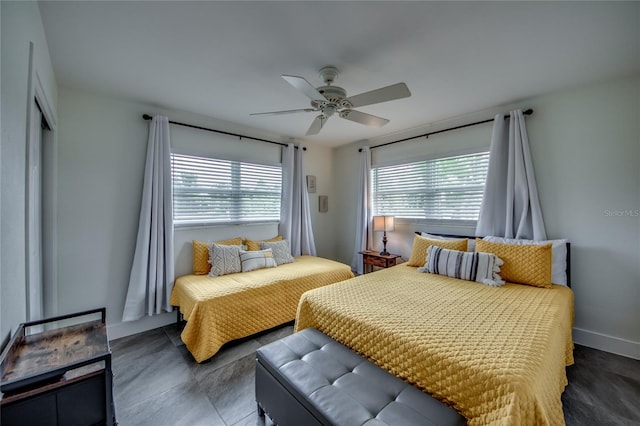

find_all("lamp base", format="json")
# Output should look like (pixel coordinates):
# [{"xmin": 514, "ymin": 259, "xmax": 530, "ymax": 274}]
[{"xmin": 380, "ymin": 232, "xmax": 390, "ymax": 256}]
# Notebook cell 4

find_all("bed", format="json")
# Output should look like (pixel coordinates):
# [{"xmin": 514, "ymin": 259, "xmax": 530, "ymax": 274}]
[
  {"xmin": 295, "ymin": 241, "xmax": 574, "ymax": 425},
  {"xmin": 170, "ymin": 255, "xmax": 354, "ymax": 362}
]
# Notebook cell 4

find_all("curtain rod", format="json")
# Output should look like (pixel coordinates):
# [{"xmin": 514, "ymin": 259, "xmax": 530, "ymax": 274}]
[
  {"xmin": 142, "ymin": 114, "xmax": 305, "ymax": 150},
  {"xmin": 359, "ymin": 109, "xmax": 533, "ymax": 152}
]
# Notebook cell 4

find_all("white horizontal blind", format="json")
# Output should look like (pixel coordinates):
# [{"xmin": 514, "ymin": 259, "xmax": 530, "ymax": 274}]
[
  {"xmin": 171, "ymin": 153, "xmax": 282, "ymax": 224},
  {"xmin": 372, "ymin": 151, "xmax": 489, "ymax": 221}
]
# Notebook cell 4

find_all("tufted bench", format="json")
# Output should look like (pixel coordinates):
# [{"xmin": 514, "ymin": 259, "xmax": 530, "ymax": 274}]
[{"xmin": 255, "ymin": 328, "xmax": 466, "ymax": 426}]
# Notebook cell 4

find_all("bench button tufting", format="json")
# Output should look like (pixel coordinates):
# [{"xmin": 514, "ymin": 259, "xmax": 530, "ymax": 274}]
[{"xmin": 256, "ymin": 328, "xmax": 466, "ymax": 426}]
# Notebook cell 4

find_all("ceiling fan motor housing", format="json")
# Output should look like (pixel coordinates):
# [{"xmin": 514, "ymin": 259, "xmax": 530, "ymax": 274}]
[
  {"xmin": 312, "ymin": 85, "xmax": 352, "ymax": 114},
  {"xmin": 315, "ymin": 85, "xmax": 346, "ymax": 101},
  {"xmin": 315, "ymin": 66, "xmax": 352, "ymax": 115}
]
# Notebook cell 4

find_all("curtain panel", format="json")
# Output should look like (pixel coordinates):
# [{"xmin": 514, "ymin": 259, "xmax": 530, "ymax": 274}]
[
  {"xmin": 279, "ymin": 144, "xmax": 317, "ymax": 256},
  {"xmin": 351, "ymin": 147, "xmax": 372, "ymax": 274},
  {"xmin": 476, "ymin": 109, "xmax": 546, "ymax": 240},
  {"xmin": 123, "ymin": 115, "xmax": 174, "ymax": 321}
]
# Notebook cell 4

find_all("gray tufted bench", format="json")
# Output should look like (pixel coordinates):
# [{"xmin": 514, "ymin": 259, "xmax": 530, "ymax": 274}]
[{"xmin": 255, "ymin": 328, "xmax": 466, "ymax": 426}]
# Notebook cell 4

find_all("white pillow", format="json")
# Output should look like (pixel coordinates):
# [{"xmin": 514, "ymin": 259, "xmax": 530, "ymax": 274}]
[
  {"xmin": 208, "ymin": 243, "xmax": 242, "ymax": 277},
  {"xmin": 239, "ymin": 249, "xmax": 277, "ymax": 272},
  {"xmin": 418, "ymin": 246, "xmax": 505, "ymax": 287},
  {"xmin": 259, "ymin": 240, "xmax": 295, "ymax": 265},
  {"xmin": 421, "ymin": 232, "xmax": 475, "ymax": 251},
  {"xmin": 482, "ymin": 236, "xmax": 569, "ymax": 286}
]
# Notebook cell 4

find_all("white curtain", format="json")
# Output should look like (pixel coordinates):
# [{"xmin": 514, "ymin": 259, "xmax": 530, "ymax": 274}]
[
  {"xmin": 279, "ymin": 143, "xmax": 317, "ymax": 256},
  {"xmin": 351, "ymin": 147, "xmax": 372, "ymax": 274},
  {"xmin": 279, "ymin": 144, "xmax": 294, "ymax": 244},
  {"xmin": 123, "ymin": 115, "xmax": 174, "ymax": 321},
  {"xmin": 476, "ymin": 109, "xmax": 547, "ymax": 240}
]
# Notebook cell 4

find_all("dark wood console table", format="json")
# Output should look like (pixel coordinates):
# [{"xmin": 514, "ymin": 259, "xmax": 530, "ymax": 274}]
[{"xmin": 0, "ymin": 308, "xmax": 115, "ymax": 425}]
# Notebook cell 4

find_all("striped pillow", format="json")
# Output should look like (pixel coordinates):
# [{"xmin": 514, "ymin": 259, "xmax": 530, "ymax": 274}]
[
  {"xmin": 418, "ymin": 246, "xmax": 505, "ymax": 287},
  {"xmin": 239, "ymin": 249, "xmax": 277, "ymax": 272}
]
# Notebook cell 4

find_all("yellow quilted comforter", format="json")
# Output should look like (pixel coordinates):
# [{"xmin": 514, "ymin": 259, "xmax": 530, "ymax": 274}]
[
  {"xmin": 295, "ymin": 264, "xmax": 574, "ymax": 426},
  {"xmin": 170, "ymin": 256, "xmax": 353, "ymax": 362}
]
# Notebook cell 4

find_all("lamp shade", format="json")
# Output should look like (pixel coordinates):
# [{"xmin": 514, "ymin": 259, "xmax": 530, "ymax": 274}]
[{"xmin": 373, "ymin": 215, "xmax": 395, "ymax": 232}]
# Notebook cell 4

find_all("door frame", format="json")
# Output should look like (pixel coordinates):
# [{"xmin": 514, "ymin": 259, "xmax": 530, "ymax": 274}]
[{"xmin": 25, "ymin": 41, "xmax": 58, "ymax": 321}]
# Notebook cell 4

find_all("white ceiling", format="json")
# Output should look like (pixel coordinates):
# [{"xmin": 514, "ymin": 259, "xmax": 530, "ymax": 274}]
[{"xmin": 39, "ymin": 1, "xmax": 640, "ymax": 147}]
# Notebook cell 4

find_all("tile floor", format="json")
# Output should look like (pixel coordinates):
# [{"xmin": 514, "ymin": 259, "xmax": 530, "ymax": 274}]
[{"xmin": 110, "ymin": 323, "xmax": 640, "ymax": 426}]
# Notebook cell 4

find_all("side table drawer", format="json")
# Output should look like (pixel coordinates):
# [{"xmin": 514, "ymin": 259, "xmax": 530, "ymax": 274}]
[
  {"xmin": 364, "ymin": 256, "xmax": 389, "ymax": 267},
  {"xmin": 359, "ymin": 251, "xmax": 401, "ymax": 274}
]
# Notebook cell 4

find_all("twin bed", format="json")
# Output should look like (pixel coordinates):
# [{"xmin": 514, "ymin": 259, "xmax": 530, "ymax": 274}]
[
  {"xmin": 171, "ymin": 235, "xmax": 574, "ymax": 425},
  {"xmin": 169, "ymin": 255, "xmax": 354, "ymax": 362}
]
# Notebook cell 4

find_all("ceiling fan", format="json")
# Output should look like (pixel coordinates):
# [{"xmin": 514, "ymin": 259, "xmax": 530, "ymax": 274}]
[{"xmin": 251, "ymin": 66, "xmax": 411, "ymax": 136}]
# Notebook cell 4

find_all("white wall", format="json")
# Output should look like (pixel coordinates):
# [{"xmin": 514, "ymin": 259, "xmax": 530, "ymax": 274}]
[
  {"xmin": 304, "ymin": 143, "xmax": 336, "ymax": 259},
  {"xmin": 0, "ymin": 1, "xmax": 57, "ymax": 344},
  {"xmin": 334, "ymin": 76, "xmax": 640, "ymax": 359},
  {"xmin": 56, "ymin": 87, "xmax": 336, "ymax": 339},
  {"xmin": 525, "ymin": 76, "xmax": 639, "ymax": 358}
]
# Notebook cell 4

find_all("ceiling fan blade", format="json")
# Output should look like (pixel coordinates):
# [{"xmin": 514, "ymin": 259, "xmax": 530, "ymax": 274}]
[
  {"xmin": 346, "ymin": 83, "xmax": 411, "ymax": 108},
  {"xmin": 306, "ymin": 115, "xmax": 326, "ymax": 136},
  {"xmin": 340, "ymin": 110, "xmax": 389, "ymax": 128},
  {"xmin": 251, "ymin": 108, "xmax": 316, "ymax": 116},
  {"xmin": 282, "ymin": 75, "xmax": 326, "ymax": 102}
]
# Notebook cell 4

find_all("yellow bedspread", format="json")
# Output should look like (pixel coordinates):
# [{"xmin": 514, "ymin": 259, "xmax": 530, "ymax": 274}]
[
  {"xmin": 295, "ymin": 264, "xmax": 574, "ymax": 426},
  {"xmin": 170, "ymin": 256, "xmax": 353, "ymax": 362}
]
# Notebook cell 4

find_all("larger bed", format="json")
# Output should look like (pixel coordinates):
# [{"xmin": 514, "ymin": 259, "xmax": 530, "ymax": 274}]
[{"xmin": 295, "ymin": 263, "xmax": 574, "ymax": 425}]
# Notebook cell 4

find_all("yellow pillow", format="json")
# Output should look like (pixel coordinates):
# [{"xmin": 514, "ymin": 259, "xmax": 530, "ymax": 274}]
[
  {"xmin": 475, "ymin": 239, "xmax": 552, "ymax": 288},
  {"xmin": 244, "ymin": 235, "xmax": 283, "ymax": 251},
  {"xmin": 192, "ymin": 237, "xmax": 243, "ymax": 275},
  {"xmin": 407, "ymin": 235, "xmax": 468, "ymax": 267}
]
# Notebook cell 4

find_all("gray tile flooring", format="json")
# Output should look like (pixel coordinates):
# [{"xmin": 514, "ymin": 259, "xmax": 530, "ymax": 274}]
[{"xmin": 111, "ymin": 323, "xmax": 640, "ymax": 426}]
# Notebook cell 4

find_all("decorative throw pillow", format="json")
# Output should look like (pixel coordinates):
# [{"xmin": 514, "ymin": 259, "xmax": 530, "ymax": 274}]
[
  {"xmin": 421, "ymin": 232, "xmax": 476, "ymax": 252},
  {"xmin": 208, "ymin": 243, "xmax": 242, "ymax": 277},
  {"xmin": 245, "ymin": 235, "xmax": 283, "ymax": 251},
  {"xmin": 193, "ymin": 237, "xmax": 242, "ymax": 275},
  {"xmin": 239, "ymin": 249, "xmax": 277, "ymax": 272},
  {"xmin": 259, "ymin": 240, "xmax": 295, "ymax": 265},
  {"xmin": 475, "ymin": 239, "xmax": 553, "ymax": 288},
  {"xmin": 407, "ymin": 234, "xmax": 468, "ymax": 267},
  {"xmin": 418, "ymin": 246, "xmax": 505, "ymax": 287},
  {"xmin": 482, "ymin": 236, "xmax": 569, "ymax": 286}
]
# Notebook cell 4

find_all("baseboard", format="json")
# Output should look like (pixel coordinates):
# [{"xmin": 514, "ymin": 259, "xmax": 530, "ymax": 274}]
[
  {"xmin": 573, "ymin": 327, "xmax": 640, "ymax": 360},
  {"xmin": 106, "ymin": 311, "xmax": 176, "ymax": 341}
]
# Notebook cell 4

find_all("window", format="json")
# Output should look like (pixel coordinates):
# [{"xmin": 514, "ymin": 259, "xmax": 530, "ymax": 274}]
[
  {"xmin": 371, "ymin": 151, "xmax": 489, "ymax": 223},
  {"xmin": 171, "ymin": 153, "xmax": 282, "ymax": 225}
]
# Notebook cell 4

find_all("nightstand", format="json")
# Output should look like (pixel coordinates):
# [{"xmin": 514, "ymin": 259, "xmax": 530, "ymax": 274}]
[{"xmin": 359, "ymin": 250, "xmax": 401, "ymax": 274}]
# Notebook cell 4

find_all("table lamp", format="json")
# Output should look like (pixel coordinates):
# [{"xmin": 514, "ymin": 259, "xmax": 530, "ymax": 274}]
[{"xmin": 373, "ymin": 215, "xmax": 395, "ymax": 256}]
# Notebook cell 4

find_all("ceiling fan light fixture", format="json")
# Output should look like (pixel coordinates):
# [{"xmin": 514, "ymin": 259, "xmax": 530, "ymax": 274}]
[{"xmin": 323, "ymin": 105, "xmax": 336, "ymax": 118}]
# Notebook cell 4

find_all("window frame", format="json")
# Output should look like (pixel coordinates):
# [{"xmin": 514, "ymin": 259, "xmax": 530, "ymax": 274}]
[
  {"xmin": 370, "ymin": 148, "xmax": 490, "ymax": 227},
  {"xmin": 170, "ymin": 152, "xmax": 283, "ymax": 228}
]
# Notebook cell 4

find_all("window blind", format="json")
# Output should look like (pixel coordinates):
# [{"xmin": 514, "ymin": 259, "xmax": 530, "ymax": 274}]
[
  {"xmin": 371, "ymin": 151, "xmax": 489, "ymax": 222},
  {"xmin": 171, "ymin": 153, "xmax": 282, "ymax": 224}
]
